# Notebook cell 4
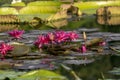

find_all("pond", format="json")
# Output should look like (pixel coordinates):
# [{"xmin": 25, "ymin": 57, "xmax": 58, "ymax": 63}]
[{"xmin": 0, "ymin": 14, "xmax": 120, "ymax": 80}]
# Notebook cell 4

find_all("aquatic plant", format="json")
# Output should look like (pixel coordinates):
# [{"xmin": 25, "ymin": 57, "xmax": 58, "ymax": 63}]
[
  {"xmin": 0, "ymin": 42, "xmax": 13, "ymax": 59},
  {"xmin": 80, "ymin": 44, "xmax": 87, "ymax": 53},
  {"xmin": 34, "ymin": 30, "xmax": 79, "ymax": 49},
  {"xmin": 27, "ymin": 1, "xmax": 61, "ymax": 6},
  {"xmin": 33, "ymin": 30, "xmax": 88, "ymax": 55},
  {"xmin": 99, "ymin": 41, "xmax": 106, "ymax": 46},
  {"xmin": 34, "ymin": 30, "xmax": 107, "ymax": 55},
  {"xmin": 0, "ymin": 7, "xmax": 18, "ymax": 15},
  {"xmin": 8, "ymin": 30, "xmax": 24, "ymax": 39}
]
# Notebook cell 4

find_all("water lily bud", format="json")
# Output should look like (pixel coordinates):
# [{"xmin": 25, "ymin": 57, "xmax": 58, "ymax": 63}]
[
  {"xmin": 81, "ymin": 44, "xmax": 87, "ymax": 53},
  {"xmin": 99, "ymin": 41, "xmax": 106, "ymax": 46},
  {"xmin": 83, "ymin": 32, "xmax": 87, "ymax": 41}
]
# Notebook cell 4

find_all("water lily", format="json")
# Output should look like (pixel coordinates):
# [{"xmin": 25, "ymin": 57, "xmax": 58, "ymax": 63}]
[
  {"xmin": 67, "ymin": 31, "xmax": 79, "ymax": 41},
  {"xmin": 8, "ymin": 30, "xmax": 24, "ymax": 39},
  {"xmin": 54, "ymin": 31, "xmax": 68, "ymax": 43},
  {"xmin": 47, "ymin": 32, "xmax": 55, "ymax": 44},
  {"xmin": 99, "ymin": 41, "xmax": 106, "ymax": 46},
  {"xmin": 80, "ymin": 44, "xmax": 87, "ymax": 53},
  {"xmin": 34, "ymin": 34, "xmax": 49, "ymax": 48},
  {"xmin": 34, "ymin": 30, "xmax": 79, "ymax": 54},
  {"xmin": 0, "ymin": 42, "xmax": 13, "ymax": 59}
]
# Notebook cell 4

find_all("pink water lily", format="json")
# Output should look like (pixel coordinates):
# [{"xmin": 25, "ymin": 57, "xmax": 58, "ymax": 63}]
[
  {"xmin": 8, "ymin": 30, "xmax": 24, "ymax": 39},
  {"xmin": 47, "ymin": 32, "xmax": 55, "ymax": 44},
  {"xmin": 34, "ymin": 30, "xmax": 79, "ymax": 49},
  {"xmin": 80, "ymin": 44, "xmax": 87, "ymax": 53},
  {"xmin": 34, "ymin": 35, "xmax": 49, "ymax": 48},
  {"xmin": 54, "ymin": 31, "xmax": 68, "ymax": 43},
  {"xmin": 67, "ymin": 31, "xmax": 79, "ymax": 40},
  {"xmin": 0, "ymin": 42, "xmax": 13, "ymax": 59},
  {"xmin": 99, "ymin": 41, "xmax": 106, "ymax": 46}
]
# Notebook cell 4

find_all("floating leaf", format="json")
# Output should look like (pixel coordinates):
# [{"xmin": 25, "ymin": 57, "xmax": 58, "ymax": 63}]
[
  {"xmin": 10, "ymin": 42, "xmax": 30, "ymax": 56},
  {"xmin": 0, "ymin": 70, "xmax": 26, "ymax": 80},
  {"xmin": 27, "ymin": 1, "xmax": 61, "ymax": 6},
  {"xmin": 0, "ymin": 7, "xmax": 18, "ymax": 15},
  {"xmin": 16, "ymin": 69, "xmax": 68, "ymax": 80}
]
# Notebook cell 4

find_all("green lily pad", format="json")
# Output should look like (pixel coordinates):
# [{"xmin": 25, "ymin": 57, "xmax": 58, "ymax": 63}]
[
  {"xmin": 16, "ymin": 69, "xmax": 68, "ymax": 80},
  {"xmin": 10, "ymin": 42, "xmax": 30, "ymax": 56},
  {"xmin": 0, "ymin": 7, "xmax": 18, "ymax": 15},
  {"xmin": 0, "ymin": 70, "xmax": 26, "ymax": 80}
]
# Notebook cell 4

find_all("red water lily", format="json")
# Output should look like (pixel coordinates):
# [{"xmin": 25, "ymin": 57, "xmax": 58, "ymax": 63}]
[
  {"xmin": 0, "ymin": 42, "xmax": 13, "ymax": 59},
  {"xmin": 8, "ymin": 30, "xmax": 24, "ymax": 39},
  {"xmin": 34, "ymin": 35, "xmax": 49, "ymax": 48}
]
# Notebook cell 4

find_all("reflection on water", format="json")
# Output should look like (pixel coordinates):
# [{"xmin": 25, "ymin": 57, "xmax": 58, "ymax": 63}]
[
  {"xmin": 97, "ymin": 16, "xmax": 120, "ymax": 25},
  {"xmin": 0, "ymin": 24, "xmax": 19, "ymax": 32},
  {"xmin": 46, "ymin": 19, "xmax": 68, "ymax": 29},
  {"xmin": 0, "ymin": 15, "xmax": 120, "ymax": 33},
  {"xmin": 65, "ymin": 55, "xmax": 120, "ymax": 80}
]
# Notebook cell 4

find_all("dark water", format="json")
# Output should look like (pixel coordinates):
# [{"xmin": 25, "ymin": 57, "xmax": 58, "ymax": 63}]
[{"xmin": 0, "ymin": 15, "xmax": 120, "ymax": 80}]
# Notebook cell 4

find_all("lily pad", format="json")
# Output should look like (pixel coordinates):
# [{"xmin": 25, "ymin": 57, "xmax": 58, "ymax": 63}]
[
  {"xmin": 10, "ymin": 42, "xmax": 30, "ymax": 56},
  {"xmin": 16, "ymin": 69, "xmax": 68, "ymax": 80},
  {"xmin": 0, "ymin": 70, "xmax": 26, "ymax": 80}
]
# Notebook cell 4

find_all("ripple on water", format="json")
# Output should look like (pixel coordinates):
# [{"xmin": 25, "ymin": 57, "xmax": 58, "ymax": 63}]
[{"xmin": 63, "ymin": 59, "xmax": 95, "ymax": 65}]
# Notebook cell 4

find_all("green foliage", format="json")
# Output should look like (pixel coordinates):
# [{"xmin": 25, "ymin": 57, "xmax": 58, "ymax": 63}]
[
  {"xmin": 16, "ymin": 69, "xmax": 68, "ymax": 80},
  {"xmin": 10, "ymin": 2, "xmax": 26, "ymax": 6},
  {"xmin": 0, "ymin": 69, "xmax": 67, "ymax": 80},
  {"xmin": 18, "ymin": 14, "xmax": 53, "ymax": 22},
  {"xmin": 19, "ymin": 6, "xmax": 58, "ymax": 14},
  {"xmin": 0, "ymin": 7, "xmax": 18, "ymax": 15},
  {"xmin": 27, "ymin": 1, "xmax": 61, "ymax": 6},
  {"xmin": 0, "ymin": 70, "xmax": 26, "ymax": 80}
]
